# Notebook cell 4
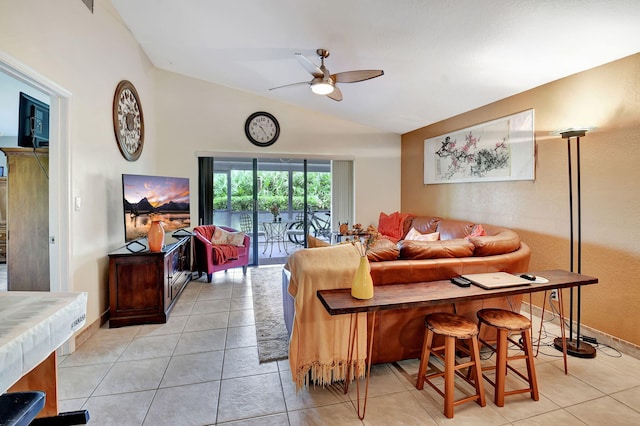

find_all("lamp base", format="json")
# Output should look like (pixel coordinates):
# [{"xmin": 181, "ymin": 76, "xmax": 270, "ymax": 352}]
[{"xmin": 553, "ymin": 337, "xmax": 597, "ymax": 358}]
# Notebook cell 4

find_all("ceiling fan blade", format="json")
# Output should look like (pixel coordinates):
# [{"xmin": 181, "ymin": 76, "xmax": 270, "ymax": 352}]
[
  {"xmin": 295, "ymin": 53, "xmax": 323, "ymax": 78},
  {"xmin": 332, "ymin": 70, "xmax": 384, "ymax": 83},
  {"xmin": 269, "ymin": 81, "xmax": 310, "ymax": 91},
  {"xmin": 326, "ymin": 86, "xmax": 343, "ymax": 102}
]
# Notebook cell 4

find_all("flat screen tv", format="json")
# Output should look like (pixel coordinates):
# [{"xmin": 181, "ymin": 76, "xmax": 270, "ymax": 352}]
[
  {"xmin": 17, "ymin": 92, "xmax": 50, "ymax": 148},
  {"xmin": 122, "ymin": 174, "xmax": 191, "ymax": 242}
]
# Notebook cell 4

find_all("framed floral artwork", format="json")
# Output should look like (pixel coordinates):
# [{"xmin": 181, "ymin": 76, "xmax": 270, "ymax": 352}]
[{"xmin": 424, "ymin": 109, "xmax": 535, "ymax": 184}]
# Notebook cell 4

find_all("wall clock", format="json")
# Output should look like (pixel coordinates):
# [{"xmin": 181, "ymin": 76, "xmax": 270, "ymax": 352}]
[
  {"xmin": 245, "ymin": 111, "xmax": 280, "ymax": 147},
  {"xmin": 113, "ymin": 80, "xmax": 144, "ymax": 161}
]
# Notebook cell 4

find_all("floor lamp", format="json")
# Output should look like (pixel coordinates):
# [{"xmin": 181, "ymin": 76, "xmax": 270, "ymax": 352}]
[{"xmin": 552, "ymin": 128, "xmax": 596, "ymax": 358}]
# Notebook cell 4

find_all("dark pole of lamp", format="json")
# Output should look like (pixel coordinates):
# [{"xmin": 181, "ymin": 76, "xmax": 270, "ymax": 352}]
[{"xmin": 553, "ymin": 129, "xmax": 596, "ymax": 358}]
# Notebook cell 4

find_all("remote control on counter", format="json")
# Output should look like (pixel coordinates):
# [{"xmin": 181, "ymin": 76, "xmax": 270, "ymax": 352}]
[{"xmin": 450, "ymin": 276, "xmax": 471, "ymax": 287}]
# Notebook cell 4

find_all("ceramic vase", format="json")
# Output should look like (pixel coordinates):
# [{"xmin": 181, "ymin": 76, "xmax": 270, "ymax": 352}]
[
  {"xmin": 351, "ymin": 255, "xmax": 374, "ymax": 299},
  {"xmin": 148, "ymin": 220, "xmax": 165, "ymax": 252}
]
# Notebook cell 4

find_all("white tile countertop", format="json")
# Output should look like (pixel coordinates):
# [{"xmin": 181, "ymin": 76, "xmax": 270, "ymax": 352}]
[{"xmin": 0, "ymin": 291, "xmax": 87, "ymax": 393}]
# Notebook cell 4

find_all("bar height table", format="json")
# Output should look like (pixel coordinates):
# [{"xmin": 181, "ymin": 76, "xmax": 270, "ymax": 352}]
[{"xmin": 317, "ymin": 269, "xmax": 598, "ymax": 419}]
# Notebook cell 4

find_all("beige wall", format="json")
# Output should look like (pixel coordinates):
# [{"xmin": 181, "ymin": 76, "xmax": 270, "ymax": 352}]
[
  {"xmin": 0, "ymin": 0, "xmax": 401, "ymax": 331},
  {"xmin": 154, "ymin": 70, "xmax": 401, "ymax": 228},
  {"xmin": 1, "ymin": 0, "xmax": 159, "ymax": 326},
  {"xmin": 402, "ymin": 53, "xmax": 640, "ymax": 346}
]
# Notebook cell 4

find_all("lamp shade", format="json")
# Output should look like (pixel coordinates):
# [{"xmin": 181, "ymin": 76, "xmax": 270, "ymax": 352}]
[{"xmin": 550, "ymin": 127, "xmax": 595, "ymax": 138}]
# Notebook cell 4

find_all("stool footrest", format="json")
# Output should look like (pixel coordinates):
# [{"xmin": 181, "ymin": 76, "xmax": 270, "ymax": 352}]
[
  {"xmin": 503, "ymin": 388, "xmax": 535, "ymax": 397},
  {"xmin": 423, "ymin": 371, "xmax": 484, "ymax": 403}
]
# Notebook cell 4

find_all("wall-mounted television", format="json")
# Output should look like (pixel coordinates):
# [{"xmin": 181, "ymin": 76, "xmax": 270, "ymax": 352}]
[
  {"xmin": 122, "ymin": 174, "xmax": 191, "ymax": 242},
  {"xmin": 17, "ymin": 92, "xmax": 50, "ymax": 148}
]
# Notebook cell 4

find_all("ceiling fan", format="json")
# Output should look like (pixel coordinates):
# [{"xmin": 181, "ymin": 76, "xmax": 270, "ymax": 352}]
[{"xmin": 269, "ymin": 49, "xmax": 384, "ymax": 101}]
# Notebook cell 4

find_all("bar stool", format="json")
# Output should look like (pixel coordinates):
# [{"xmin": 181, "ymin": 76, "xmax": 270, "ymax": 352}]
[
  {"xmin": 416, "ymin": 312, "xmax": 486, "ymax": 418},
  {"xmin": 476, "ymin": 308, "xmax": 539, "ymax": 407}
]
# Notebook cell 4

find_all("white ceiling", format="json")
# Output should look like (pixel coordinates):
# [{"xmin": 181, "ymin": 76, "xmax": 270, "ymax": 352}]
[{"xmin": 112, "ymin": 0, "xmax": 640, "ymax": 135}]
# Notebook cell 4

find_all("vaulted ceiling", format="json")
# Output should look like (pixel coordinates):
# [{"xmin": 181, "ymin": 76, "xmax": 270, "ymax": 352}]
[{"xmin": 111, "ymin": 0, "xmax": 640, "ymax": 134}]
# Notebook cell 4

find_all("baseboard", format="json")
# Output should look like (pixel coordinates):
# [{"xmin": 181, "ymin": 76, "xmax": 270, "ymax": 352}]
[
  {"xmin": 73, "ymin": 310, "xmax": 109, "ymax": 349},
  {"xmin": 523, "ymin": 301, "xmax": 640, "ymax": 360}
]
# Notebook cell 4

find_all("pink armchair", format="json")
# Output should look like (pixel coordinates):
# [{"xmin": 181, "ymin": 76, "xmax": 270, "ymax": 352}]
[{"xmin": 193, "ymin": 225, "xmax": 250, "ymax": 282}]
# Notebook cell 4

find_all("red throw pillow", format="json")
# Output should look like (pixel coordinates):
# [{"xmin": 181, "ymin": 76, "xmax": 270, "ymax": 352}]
[{"xmin": 378, "ymin": 211, "xmax": 410, "ymax": 241}]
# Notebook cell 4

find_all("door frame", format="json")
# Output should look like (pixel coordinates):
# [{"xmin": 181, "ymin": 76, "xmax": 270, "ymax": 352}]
[{"xmin": 0, "ymin": 51, "xmax": 72, "ymax": 293}]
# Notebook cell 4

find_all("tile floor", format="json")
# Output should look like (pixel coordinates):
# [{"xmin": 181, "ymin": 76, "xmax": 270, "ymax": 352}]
[{"xmin": 57, "ymin": 267, "xmax": 640, "ymax": 425}]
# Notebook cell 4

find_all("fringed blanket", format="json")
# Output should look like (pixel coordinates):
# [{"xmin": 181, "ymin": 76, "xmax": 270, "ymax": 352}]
[
  {"xmin": 212, "ymin": 244, "xmax": 238, "ymax": 265},
  {"xmin": 286, "ymin": 243, "xmax": 368, "ymax": 390}
]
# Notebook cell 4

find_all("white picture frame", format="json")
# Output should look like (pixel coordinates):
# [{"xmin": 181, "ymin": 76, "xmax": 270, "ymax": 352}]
[{"xmin": 424, "ymin": 109, "xmax": 535, "ymax": 184}]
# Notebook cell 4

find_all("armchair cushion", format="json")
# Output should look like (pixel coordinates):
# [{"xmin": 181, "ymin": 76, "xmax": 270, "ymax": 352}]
[
  {"xmin": 211, "ymin": 244, "xmax": 239, "ymax": 265},
  {"xmin": 211, "ymin": 226, "xmax": 246, "ymax": 246}
]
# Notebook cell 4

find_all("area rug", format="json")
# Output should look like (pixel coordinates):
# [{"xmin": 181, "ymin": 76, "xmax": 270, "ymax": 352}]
[{"xmin": 251, "ymin": 266, "xmax": 290, "ymax": 363}]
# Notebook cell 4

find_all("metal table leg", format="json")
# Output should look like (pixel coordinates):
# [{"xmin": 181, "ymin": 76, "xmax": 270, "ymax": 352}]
[{"xmin": 343, "ymin": 311, "xmax": 376, "ymax": 420}]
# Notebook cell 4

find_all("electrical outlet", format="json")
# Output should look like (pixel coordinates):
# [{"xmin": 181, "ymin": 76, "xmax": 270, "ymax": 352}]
[{"xmin": 550, "ymin": 289, "xmax": 559, "ymax": 301}]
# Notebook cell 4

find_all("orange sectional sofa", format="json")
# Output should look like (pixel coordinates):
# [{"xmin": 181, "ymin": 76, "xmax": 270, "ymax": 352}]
[
  {"xmin": 284, "ymin": 214, "xmax": 531, "ymax": 368},
  {"xmin": 365, "ymin": 215, "xmax": 530, "ymax": 363}
]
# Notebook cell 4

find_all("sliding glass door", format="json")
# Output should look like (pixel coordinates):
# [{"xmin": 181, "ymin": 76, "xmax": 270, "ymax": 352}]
[{"xmin": 200, "ymin": 156, "xmax": 333, "ymax": 265}]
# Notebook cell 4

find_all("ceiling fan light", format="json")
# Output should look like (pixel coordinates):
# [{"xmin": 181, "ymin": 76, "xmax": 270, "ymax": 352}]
[{"xmin": 311, "ymin": 81, "xmax": 334, "ymax": 95}]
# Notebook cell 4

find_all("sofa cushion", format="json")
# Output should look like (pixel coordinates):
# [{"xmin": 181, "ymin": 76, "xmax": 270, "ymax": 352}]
[
  {"xmin": 398, "ymin": 239, "xmax": 475, "ymax": 259},
  {"xmin": 470, "ymin": 229, "xmax": 521, "ymax": 256},
  {"xmin": 405, "ymin": 227, "xmax": 440, "ymax": 241},
  {"xmin": 408, "ymin": 216, "xmax": 441, "ymax": 235},
  {"xmin": 367, "ymin": 238, "xmax": 399, "ymax": 262},
  {"xmin": 436, "ymin": 219, "xmax": 476, "ymax": 240},
  {"xmin": 401, "ymin": 213, "xmax": 416, "ymax": 238}
]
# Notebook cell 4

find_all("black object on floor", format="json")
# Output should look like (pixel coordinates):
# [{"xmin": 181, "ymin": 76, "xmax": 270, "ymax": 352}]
[
  {"xmin": 30, "ymin": 410, "xmax": 90, "ymax": 426},
  {"xmin": 0, "ymin": 391, "xmax": 45, "ymax": 426}
]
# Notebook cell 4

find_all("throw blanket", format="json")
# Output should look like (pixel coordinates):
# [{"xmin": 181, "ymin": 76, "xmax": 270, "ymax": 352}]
[
  {"xmin": 212, "ymin": 244, "xmax": 238, "ymax": 265},
  {"xmin": 286, "ymin": 243, "xmax": 368, "ymax": 389}
]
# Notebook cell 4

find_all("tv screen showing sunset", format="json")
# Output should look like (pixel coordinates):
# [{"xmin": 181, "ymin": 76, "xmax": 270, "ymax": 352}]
[{"xmin": 122, "ymin": 174, "xmax": 191, "ymax": 242}]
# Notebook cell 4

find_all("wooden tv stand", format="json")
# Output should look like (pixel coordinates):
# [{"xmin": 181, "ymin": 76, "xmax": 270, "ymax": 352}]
[{"xmin": 108, "ymin": 232, "xmax": 192, "ymax": 327}]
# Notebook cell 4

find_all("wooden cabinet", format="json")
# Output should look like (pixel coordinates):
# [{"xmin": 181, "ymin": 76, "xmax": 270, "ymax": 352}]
[
  {"xmin": 108, "ymin": 233, "xmax": 192, "ymax": 327},
  {"xmin": 0, "ymin": 148, "xmax": 49, "ymax": 290}
]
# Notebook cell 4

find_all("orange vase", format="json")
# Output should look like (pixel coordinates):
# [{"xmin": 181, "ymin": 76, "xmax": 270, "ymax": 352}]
[{"xmin": 147, "ymin": 220, "xmax": 165, "ymax": 252}]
